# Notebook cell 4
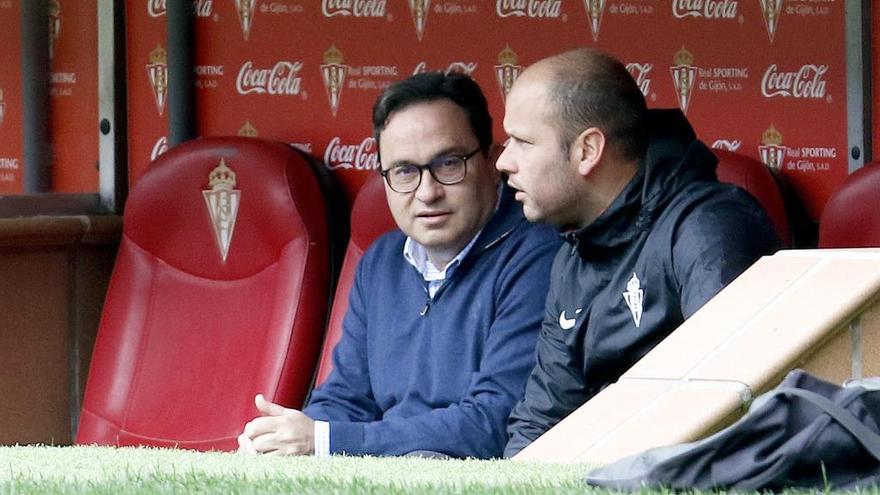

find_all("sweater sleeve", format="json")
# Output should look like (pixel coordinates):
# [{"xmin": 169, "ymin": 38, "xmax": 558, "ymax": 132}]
[
  {"xmin": 324, "ymin": 231, "xmax": 558, "ymax": 459},
  {"xmin": 504, "ymin": 248, "xmax": 587, "ymax": 457},
  {"xmin": 303, "ymin": 260, "xmax": 384, "ymax": 424}
]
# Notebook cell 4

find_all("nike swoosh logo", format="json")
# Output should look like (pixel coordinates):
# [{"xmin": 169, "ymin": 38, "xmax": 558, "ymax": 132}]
[{"xmin": 558, "ymin": 309, "xmax": 582, "ymax": 330}]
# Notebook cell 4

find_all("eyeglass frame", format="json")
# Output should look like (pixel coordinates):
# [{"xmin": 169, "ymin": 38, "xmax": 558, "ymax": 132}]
[{"xmin": 379, "ymin": 147, "xmax": 483, "ymax": 193}]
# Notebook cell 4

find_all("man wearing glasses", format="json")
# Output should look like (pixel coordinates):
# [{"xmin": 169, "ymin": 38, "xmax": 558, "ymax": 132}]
[{"xmin": 238, "ymin": 72, "xmax": 560, "ymax": 458}]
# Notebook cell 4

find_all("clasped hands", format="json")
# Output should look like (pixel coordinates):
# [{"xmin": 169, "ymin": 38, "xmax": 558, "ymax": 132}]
[{"xmin": 237, "ymin": 394, "xmax": 315, "ymax": 456}]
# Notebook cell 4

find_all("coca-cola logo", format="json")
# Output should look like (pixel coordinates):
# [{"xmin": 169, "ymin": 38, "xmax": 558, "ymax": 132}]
[
  {"xmin": 711, "ymin": 139, "xmax": 742, "ymax": 152},
  {"xmin": 322, "ymin": 0, "xmax": 386, "ymax": 16},
  {"xmin": 151, "ymin": 136, "xmax": 168, "ymax": 161},
  {"xmin": 761, "ymin": 64, "xmax": 828, "ymax": 99},
  {"xmin": 497, "ymin": 0, "xmax": 562, "ymax": 18},
  {"xmin": 148, "ymin": 0, "xmax": 213, "ymax": 17},
  {"xmin": 412, "ymin": 61, "xmax": 478, "ymax": 76},
  {"xmin": 672, "ymin": 0, "xmax": 738, "ymax": 19},
  {"xmin": 626, "ymin": 63, "xmax": 652, "ymax": 97},
  {"xmin": 324, "ymin": 137, "xmax": 379, "ymax": 170},
  {"xmin": 236, "ymin": 61, "xmax": 303, "ymax": 96},
  {"xmin": 291, "ymin": 142, "xmax": 313, "ymax": 153},
  {"xmin": 147, "ymin": 0, "xmax": 164, "ymax": 16}
]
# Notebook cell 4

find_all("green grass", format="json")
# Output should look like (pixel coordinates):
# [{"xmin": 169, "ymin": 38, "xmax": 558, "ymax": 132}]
[
  {"xmin": 0, "ymin": 445, "xmax": 876, "ymax": 494},
  {"xmin": 0, "ymin": 446, "xmax": 590, "ymax": 494}
]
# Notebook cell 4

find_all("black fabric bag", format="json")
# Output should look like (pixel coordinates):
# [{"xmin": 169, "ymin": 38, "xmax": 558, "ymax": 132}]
[{"xmin": 584, "ymin": 369, "xmax": 880, "ymax": 491}]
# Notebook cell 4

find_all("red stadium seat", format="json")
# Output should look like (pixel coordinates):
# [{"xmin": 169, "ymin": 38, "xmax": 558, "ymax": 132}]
[
  {"xmin": 76, "ymin": 137, "xmax": 333, "ymax": 450},
  {"xmin": 819, "ymin": 161, "xmax": 880, "ymax": 248},
  {"xmin": 714, "ymin": 149, "xmax": 792, "ymax": 246},
  {"xmin": 313, "ymin": 176, "xmax": 397, "ymax": 387}
]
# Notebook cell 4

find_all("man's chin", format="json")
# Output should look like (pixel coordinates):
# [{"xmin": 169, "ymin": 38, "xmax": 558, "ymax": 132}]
[
  {"xmin": 410, "ymin": 230, "xmax": 452, "ymax": 249},
  {"xmin": 521, "ymin": 205, "xmax": 545, "ymax": 223},
  {"xmin": 523, "ymin": 207, "xmax": 567, "ymax": 229}
]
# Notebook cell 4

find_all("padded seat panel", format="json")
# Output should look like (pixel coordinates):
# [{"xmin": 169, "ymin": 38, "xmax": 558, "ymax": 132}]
[
  {"xmin": 77, "ymin": 137, "xmax": 332, "ymax": 450},
  {"xmin": 819, "ymin": 161, "xmax": 880, "ymax": 248},
  {"xmin": 314, "ymin": 176, "xmax": 396, "ymax": 387}
]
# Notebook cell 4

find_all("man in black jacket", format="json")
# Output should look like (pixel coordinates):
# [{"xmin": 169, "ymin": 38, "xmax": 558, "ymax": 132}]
[{"xmin": 496, "ymin": 47, "xmax": 781, "ymax": 457}]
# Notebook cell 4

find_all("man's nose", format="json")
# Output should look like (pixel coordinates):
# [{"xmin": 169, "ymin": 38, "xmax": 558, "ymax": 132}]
[
  {"xmin": 495, "ymin": 145, "xmax": 515, "ymax": 174},
  {"xmin": 414, "ymin": 169, "xmax": 444, "ymax": 203}
]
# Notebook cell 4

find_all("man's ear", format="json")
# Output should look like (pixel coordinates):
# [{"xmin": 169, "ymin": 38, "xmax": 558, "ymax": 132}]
[{"xmin": 572, "ymin": 127, "xmax": 606, "ymax": 177}]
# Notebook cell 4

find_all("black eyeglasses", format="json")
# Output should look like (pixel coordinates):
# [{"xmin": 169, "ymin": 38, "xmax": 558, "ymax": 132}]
[{"xmin": 380, "ymin": 148, "xmax": 482, "ymax": 193}]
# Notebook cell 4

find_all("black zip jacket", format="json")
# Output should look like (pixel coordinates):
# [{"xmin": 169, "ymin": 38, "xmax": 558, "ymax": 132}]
[{"xmin": 504, "ymin": 109, "xmax": 781, "ymax": 457}]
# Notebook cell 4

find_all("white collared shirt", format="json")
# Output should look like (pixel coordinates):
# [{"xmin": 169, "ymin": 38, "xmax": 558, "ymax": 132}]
[{"xmin": 402, "ymin": 232, "xmax": 481, "ymax": 298}]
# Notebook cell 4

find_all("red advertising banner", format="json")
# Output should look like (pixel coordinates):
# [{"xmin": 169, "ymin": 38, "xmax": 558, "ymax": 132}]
[
  {"xmin": 0, "ymin": 0, "xmax": 24, "ymax": 193},
  {"xmin": 137, "ymin": 0, "xmax": 847, "ymax": 219},
  {"xmin": 49, "ymin": 0, "xmax": 99, "ymax": 192},
  {"xmin": 127, "ymin": 0, "xmax": 170, "ymax": 184}
]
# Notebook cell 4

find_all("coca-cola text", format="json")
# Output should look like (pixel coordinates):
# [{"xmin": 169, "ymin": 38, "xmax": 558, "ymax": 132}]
[
  {"xmin": 672, "ymin": 0, "xmax": 737, "ymax": 19},
  {"xmin": 236, "ymin": 61, "xmax": 304, "ymax": 96},
  {"xmin": 324, "ymin": 137, "xmax": 379, "ymax": 170},
  {"xmin": 496, "ymin": 0, "xmax": 561, "ymax": 18},
  {"xmin": 761, "ymin": 64, "xmax": 828, "ymax": 99}
]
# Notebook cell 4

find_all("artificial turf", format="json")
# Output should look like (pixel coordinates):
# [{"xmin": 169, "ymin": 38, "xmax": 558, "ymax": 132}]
[
  {"xmin": 0, "ymin": 445, "xmax": 588, "ymax": 494},
  {"xmin": 1, "ymin": 445, "xmax": 877, "ymax": 494}
]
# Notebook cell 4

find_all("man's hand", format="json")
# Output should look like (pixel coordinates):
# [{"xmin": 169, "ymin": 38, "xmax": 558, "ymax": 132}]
[{"xmin": 237, "ymin": 394, "xmax": 315, "ymax": 456}]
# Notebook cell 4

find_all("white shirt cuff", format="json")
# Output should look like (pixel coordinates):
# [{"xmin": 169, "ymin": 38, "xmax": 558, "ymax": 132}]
[{"xmin": 314, "ymin": 420, "xmax": 330, "ymax": 457}]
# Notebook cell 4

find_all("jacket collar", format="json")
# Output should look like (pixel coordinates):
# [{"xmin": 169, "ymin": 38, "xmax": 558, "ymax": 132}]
[{"xmin": 566, "ymin": 109, "xmax": 718, "ymax": 258}]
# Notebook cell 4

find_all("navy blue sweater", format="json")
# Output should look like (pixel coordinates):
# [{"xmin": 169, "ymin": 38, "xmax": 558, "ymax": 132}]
[{"xmin": 304, "ymin": 187, "xmax": 560, "ymax": 458}]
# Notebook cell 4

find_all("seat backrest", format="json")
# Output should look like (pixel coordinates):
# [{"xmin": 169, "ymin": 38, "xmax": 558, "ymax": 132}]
[
  {"xmin": 713, "ymin": 149, "xmax": 792, "ymax": 246},
  {"xmin": 314, "ymin": 175, "xmax": 397, "ymax": 387},
  {"xmin": 819, "ymin": 161, "xmax": 880, "ymax": 248},
  {"xmin": 76, "ymin": 137, "xmax": 332, "ymax": 451}
]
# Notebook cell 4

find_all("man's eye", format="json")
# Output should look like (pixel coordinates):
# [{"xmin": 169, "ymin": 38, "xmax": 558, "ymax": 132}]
[
  {"xmin": 433, "ymin": 157, "xmax": 461, "ymax": 170},
  {"xmin": 392, "ymin": 165, "xmax": 419, "ymax": 178}
]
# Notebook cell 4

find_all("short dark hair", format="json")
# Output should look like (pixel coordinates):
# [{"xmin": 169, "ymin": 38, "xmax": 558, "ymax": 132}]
[
  {"xmin": 372, "ymin": 72, "xmax": 493, "ymax": 155},
  {"xmin": 546, "ymin": 48, "xmax": 648, "ymax": 162}
]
